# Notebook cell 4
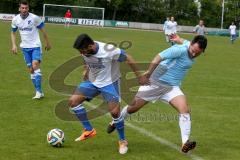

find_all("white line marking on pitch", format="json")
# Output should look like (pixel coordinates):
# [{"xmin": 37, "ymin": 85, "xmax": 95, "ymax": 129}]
[
  {"xmin": 125, "ymin": 122, "xmax": 204, "ymax": 160},
  {"xmin": 191, "ymin": 95, "xmax": 240, "ymax": 100},
  {"xmin": 84, "ymin": 102, "xmax": 204, "ymax": 160}
]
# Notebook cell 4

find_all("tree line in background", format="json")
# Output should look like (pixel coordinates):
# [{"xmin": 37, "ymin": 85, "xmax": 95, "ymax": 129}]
[{"xmin": 1, "ymin": 0, "xmax": 239, "ymax": 28}]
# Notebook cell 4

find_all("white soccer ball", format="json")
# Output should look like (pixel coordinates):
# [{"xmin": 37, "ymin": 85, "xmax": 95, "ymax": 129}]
[{"xmin": 47, "ymin": 128, "xmax": 65, "ymax": 147}]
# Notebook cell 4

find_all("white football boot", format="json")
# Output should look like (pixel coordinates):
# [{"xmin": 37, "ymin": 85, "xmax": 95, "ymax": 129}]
[
  {"xmin": 119, "ymin": 140, "xmax": 128, "ymax": 154},
  {"xmin": 32, "ymin": 91, "xmax": 44, "ymax": 99}
]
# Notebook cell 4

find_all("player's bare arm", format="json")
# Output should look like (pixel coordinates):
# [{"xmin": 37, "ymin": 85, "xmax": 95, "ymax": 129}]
[
  {"xmin": 11, "ymin": 32, "xmax": 17, "ymax": 54},
  {"xmin": 40, "ymin": 28, "xmax": 51, "ymax": 51},
  {"xmin": 144, "ymin": 54, "xmax": 161, "ymax": 78},
  {"xmin": 82, "ymin": 64, "xmax": 89, "ymax": 81},
  {"xmin": 125, "ymin": 54, "xmax": 147, "ymax": 85}
]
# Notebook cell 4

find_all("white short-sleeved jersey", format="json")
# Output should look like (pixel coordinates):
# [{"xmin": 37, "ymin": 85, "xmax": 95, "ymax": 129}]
[
  {"xmin": 165, "ymin": 21, "xmax": 177, "ymax": 35},
  {"xmin": 83, "ymin": 41, "xmax": 127, "ymax": 88},
  {"xmin": 163, "ymin": 20, "xmax": 170, "ymax": 34},
  {"xmin": 194, "ymin": 25, "xmax": 205, "ymax": 35},
  {"xmin": 229, "ymin": 25, "xmax": 236, "ymax": 35},
  {"xmin": 11, "ymin": 13, "xmax": 44, "ymax": 48}
]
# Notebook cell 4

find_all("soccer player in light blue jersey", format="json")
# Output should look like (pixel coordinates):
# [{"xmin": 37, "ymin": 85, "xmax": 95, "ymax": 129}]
[
  {"xmin": 107, "ymin": 34, "xmax": 207, "ymax": 153},
  {"xmin": 11, "ymin": 0, "xmax": 51, "ymax": 99},
  {"xmin": 69, "ymin": 33, "xmax": 145, "ymax": 154}
]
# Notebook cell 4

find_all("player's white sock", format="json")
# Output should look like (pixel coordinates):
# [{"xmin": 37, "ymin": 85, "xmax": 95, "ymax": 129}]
[
  {"xmin": 30, "ymin": 73, "xmax": 37, "ymax": 90},
  {"xmin": 120, "ymin": 105, "xmax": 130, "ymax": 119},
  {"xmin": 179, "ymin": 113, "xmax": 191, "ymax": 144},
  {"xmin": 34, "ymin": 69, "xmax": 42, "ymax": 93}
]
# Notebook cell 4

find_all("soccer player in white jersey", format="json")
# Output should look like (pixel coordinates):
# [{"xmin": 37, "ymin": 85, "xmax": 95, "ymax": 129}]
[
  {"xmin": 107, "ymin": 34, "xmax": 208, "ymax": 153},
  {"xmin": 69, "ymin": 33, "xmax": 144, "ymax": 154},
  {"xmin": 166, "ymin": 16, "xmax": 178, "ymax": 45},
  {"xmin": 163, "ymin": 17, "xmax": 170, "ymax": 43},
  {"xmin": 11, "ymin": 0, "xmax": 51, "ymax": 99},
  {"xmin": 194, "ymin": 20, "xmax": 206, "ymax": 35},
  {"xmin": 229, "ymin": 22, "xmax": 237, "ymax": 44}
]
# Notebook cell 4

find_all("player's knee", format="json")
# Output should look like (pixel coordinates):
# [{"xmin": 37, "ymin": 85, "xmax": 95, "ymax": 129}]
[
  {"xmin": 32, "ymin": 61, "xmax": 40, "ymax": 70},
  {"xmin": 111, "ymin": 113, "xmax": 118, "ymax": 119},
  {"xmin": 68, "ymin": 95, "xmax": 85, "ymax": 108},
  {"xmin": 110, "ymin": 109, "xmax": 120, "ymax": 118},
  {"xmin": 179, "ymin": 106, "xmax": 190, "ymax": 114},
  {"xmin": 32, "ymin": 65, "xmax": 39, "ymax": 71},
  {"xmin": 29, "ymin": 68, "xmax": 34, "ymax": 73},
  {"xmin": 68, "ymin": 98, "xmax": 79, "ymax": 108}
]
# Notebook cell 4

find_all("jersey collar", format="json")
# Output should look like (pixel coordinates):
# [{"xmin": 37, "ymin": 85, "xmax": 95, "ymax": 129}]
[{"xmin": 20, "ymin": 13, "xmax": 29, "ymax": 20}]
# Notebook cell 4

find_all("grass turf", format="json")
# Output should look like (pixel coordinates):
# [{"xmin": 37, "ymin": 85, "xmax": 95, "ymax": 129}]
[{"xmin": 0, "ymin": 21, "xmax": 240, "ymax": 160}]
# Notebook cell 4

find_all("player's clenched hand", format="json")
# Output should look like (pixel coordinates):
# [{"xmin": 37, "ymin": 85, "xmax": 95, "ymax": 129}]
[
  {"xmin": 138, "ymin": 74, "xmax": 150, "ymax": 85},
  {"xmin": 169, "ymin": 34, "xmax": 179, "ymax": 42},
  {"xmin": 11, "ymin": 45, "xmax": 17, "ymax": 54},
  {"xmin": 45, "ymin": 43, "xmax": 51, "ymax": 51},
  {"xmin": 169, "ymin": 34, "xmax": 184, "ymax": 44}
]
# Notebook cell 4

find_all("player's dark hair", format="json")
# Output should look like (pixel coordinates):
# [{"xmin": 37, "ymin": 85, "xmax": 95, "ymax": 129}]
[
  {"xmin": 73, "ymin": 34, "xmax": 94, "ymax": 50},
  {"xmin": 192, "ymin": 35, "xmax": 207, "ymax": 52},
  {"xmin": 19, "ymin": 0, "xmax": 29, "ymax": 6}
]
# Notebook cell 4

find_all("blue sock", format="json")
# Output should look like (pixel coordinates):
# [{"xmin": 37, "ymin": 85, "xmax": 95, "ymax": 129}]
[
  {"xmin": 72, "ymin": 104, "xmax": 93, "ymax": 131},
  {"xmin": 114, "ymin": 116, "xmax": 125, "ymax": 140},
  {"xmin": 34, "ymin": 69, "xmax": 42, "ymax": 93},
  {"xmin": 30, "ymin": 74, "xmax": 37, "ymax": 90}
]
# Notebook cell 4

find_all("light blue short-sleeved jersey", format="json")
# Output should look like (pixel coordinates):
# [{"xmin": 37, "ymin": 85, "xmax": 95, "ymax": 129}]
[{"xmin": 151, "ymin": 41, "xmax": 194, "ymax": 86}]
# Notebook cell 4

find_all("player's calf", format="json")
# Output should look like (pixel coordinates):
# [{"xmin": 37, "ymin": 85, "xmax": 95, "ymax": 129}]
[{"xmin": 107, "ymin": 105, "xmax": 130, "ymax": 134}]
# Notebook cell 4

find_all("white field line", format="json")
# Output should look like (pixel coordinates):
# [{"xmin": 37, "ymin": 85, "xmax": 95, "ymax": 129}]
[
  {"xmin": 125, "ymin": 122, "xmax": 204, "ymax": 160},
  {"xmin": 190, "ymin": 95, "xmax": 240, "ymax": 101},
  {"xmin": 84, "ymin": 101, "xmax": 204, "ymax": 160}
]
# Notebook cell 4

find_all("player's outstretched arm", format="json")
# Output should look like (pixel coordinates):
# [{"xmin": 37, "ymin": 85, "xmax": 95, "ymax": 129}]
[
  {"xmin": 40, "ymin": 28, "xmax": 51, "ymax": 51},
  {"xmin": 125, "ymin": 54, "xmax": 148, "ymax": 85},
  {"xmin": 144, "ymin": 54, "xmax": 161, "ymax": 78},
  {"xmin": 11, "ymin": 32, "xmax": 17, "ymax": 54}
]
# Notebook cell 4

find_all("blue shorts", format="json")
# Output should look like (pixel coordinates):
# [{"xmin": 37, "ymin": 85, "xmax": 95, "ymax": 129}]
[
  {"xmin": 231, "ymin": 34, "xmax": 237, "ymax": 40},
  {"xmin": 78, "ymin": 80, "xmax": 120, "ymax": 102},
  {"xmin": 21, "ymin": 47, "xmax": 42, "ymax": 68}
]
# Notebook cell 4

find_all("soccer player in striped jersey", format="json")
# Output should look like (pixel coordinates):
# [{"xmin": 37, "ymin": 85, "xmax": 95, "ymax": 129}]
[
  {"xmin": 69, "ymin": 33, "xmax": 144, "ymax": 154},
  {"xmin": 107, "ymin": 34, "xmax": 207, "ymax": 153},
  {"xmin": 11, "ymin": 0, "xmax": 51, "ymax": 99}
]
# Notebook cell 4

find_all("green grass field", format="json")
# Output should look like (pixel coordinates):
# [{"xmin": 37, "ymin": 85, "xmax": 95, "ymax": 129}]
[{"xmin": 1, "ymin": 21, "xmax": 240, "ymax": 160}]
